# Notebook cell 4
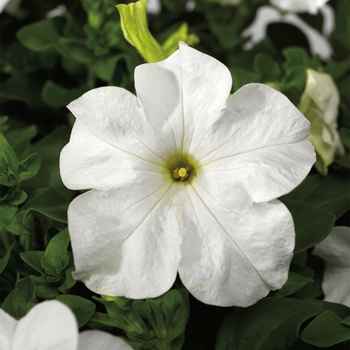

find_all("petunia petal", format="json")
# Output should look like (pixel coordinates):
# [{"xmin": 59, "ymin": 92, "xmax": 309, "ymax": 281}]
[
  {"xmin": 313, "ymin": 226, "xmax": 350, "ymax": 307},
  {"xmin": 66, "ymin": 86, "xmax": 171, "ymax": 168},
  {"xmin": 60, "ymin": 121, "xmax": 167, "ymax": 190},
  {"xmin": 0, "ymin": 308, "xmax": 17, "ymax": 350},
  {"xmin": 322, "ymin": 265, "xmax": 350, "ymax": 307},
  {"xmin": 270, "ymin": 0, "xmax": 329, "ymax": 14},
  {"xmin": 313, "ymin": 226, "xmax": 350, "ymax": 267},
  {"xmin": 135, "ymin": 43, "xmax": 232, "ymax": 156},
  {"xmin": 179, "ymin": 181, "xmax": 294, "ymax": 307},
  {"xmin": 78, "ymin": 330, "xmax": 132, "ymax": 350},
  {"xmin": 69, "ymin": 182, "xmax": 185, "ymax": 298},
  {"xmin": 12, "ymin": 300, "xmax": 78, "ymax": 350},
  {"xmin": 193, "ymin": 83, "xmax": 315, "ymax": 202}
]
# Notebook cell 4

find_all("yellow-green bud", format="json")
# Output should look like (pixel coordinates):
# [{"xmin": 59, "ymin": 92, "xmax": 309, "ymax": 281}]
[
  {"xmin": 162, "ymin": 23, "xmax": 200, "ymax": 57},
  {"xmin": 298, "ymin": 69, "xmax": 344, "ymax": 175},
  {"xmin": 117, "ymin": 0, "xmax": 166, "ymax": 63}
]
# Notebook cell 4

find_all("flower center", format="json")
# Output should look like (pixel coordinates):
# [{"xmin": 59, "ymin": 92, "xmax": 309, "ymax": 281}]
[
  {"xmin": 165, "ymin": 153, "xmax": 197, "ymax": 182},
  {"xmin": 173, "ymin": 166, "xmax": 190, "ymax": 181}
]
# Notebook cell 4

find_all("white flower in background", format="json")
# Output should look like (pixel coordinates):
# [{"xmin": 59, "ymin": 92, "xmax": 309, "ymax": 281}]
[
  {"xmin": 0, "ymin": 0, "xmax": 10, "ymax": 13},
  {"xmin": 0, "ymin": 0, "xmax": 20, "ymax": 15},
  {"xmin": 146, "ymin": 0, "xmax": 161, "ymax": 15},
  {"xmin": 298, "ymin": 69, "xmax": 344, "ymax": 175},
  {"xmin": 242, "ymin": 6, "xmax": 334, "ymax": 61},
  {"xmin": 270, "ymin": 0, "xmax": 329, "ymax": 14},
  {"xmin": 313, "ymin": 226, "xmax": 350, "ymax": 308},
  {"xmin": 60, "ymin": 43, "xmax": 315, "ymax": 307},
  {"xmin": 0, "ymin": 300, "xmax": 132, "ymax": 350},
  {"xmin": 79, "ymin": 330, "xmax": 132, "ymax": 350}
]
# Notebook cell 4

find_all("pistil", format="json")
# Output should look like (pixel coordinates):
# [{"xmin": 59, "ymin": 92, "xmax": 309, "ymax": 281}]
[{"xmin": 173, "ymin": 166, "xmax": 190, "ymax": 181}]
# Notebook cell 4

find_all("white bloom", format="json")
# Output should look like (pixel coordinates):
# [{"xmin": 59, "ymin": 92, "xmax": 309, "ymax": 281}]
[
  {"xmin": 0, "ymin": 0, "xmax": 10, "ymax": 13},
  {"xmin": 146, "ymin": 0, "xmax": 161, "ymax": 15},
  {"xmin": 298, "ymin": 69, "xmax": 344, "ymax": 175},
  {"xmin": 0, "ymin": 300, "xmax": 132, "ymax": 350},
  {"xmin": 60, "ymin": 43, "xmax": 315, "ymax": 307},
  {"xmin": 313, "ymin": 226, "xmax": 350, "ymax": 308},
  {"xmin": 242, "ymin": 6, "xmax": 334, "ymax": 61},
  {"xmin": 0, "ymin": 0, "xmax": 20, "ymax": 15},
  {"xmin": 270, "ymin": 0, "xmax": 329, "ymax": 14},
  {"xmin": 78, "ymin": 330, "xmax": 132, "ymax": 350}
]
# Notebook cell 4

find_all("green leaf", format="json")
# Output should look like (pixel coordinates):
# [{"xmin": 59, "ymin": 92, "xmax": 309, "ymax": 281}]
[
  {"xmin": 95, "ymin": 296, "xmax": 146, "ymax": 334},
  {"xmin": 98, "ymin": 289, "xmax": 189, "ymax": 348},
  {"xmin": 3, "ymin": 125, "xmax": 38, "ymax": 160},
  {"xmin": 1, "ymin": 277, "xmax": 37, "ymax": 319},
  {"xmin": 57, "ymin": 37, "xmax": 95, "ymax": 64},
  {"xmin": 276, "ymin": 265, "xmax": 314, "ymax": 297},
  {"xmin": 21, "ymin": 186, "xmax": 68, "ymax": 222},
  {"xmin": 18, "ymin": 153, "xmax": 41, "ymax": 182},
  {"xmin": 310, "ymin": 299, "xmax": 350, "ymax": 320},
  {"xmin": 29, "ymin": 275, "xmax": 59, "ymax": 299},
  {"xmin": 291, "ymin": 250, "xmax": 307, "ymax": 266},
  {"xmin": 58, "ymin": 265, "xmax": 77, "ymax": 293},
  {"xmin": 0, "ymin": 133, "xmax": 19, "ymax": 174},
  {"xmin": 216, "ymin": 298, "xmax": 321, "ymax": 350},
  {"xmin": 41, "ymin": 80, "xmax": 89, "ymax": 108},
  {"xmin": 55, "ymin": 294, "xmax": 96, "ymax": 328},
  {"xmin": 7, "ymin": 187, "xmax": 68, "ymax": 235},
  {"xmin": 230, "ymin": 68, "xmax": 260, "ymax": 91},
  {"xmin": 204, "ymin": 2, "xmax": 252, "ymax": 50},
  {"xmin": 0, "ymin": 204, "xmax": 17, "ymax": 229},
  {"xmin": 9, "ymin": 190, "xmax": 27, "ymax": 206},
  {"xmin": 91, "ymin": 55, "xmax": 124, "ymax": 82},
  {"xmin": 23, "ymin": 126, "xmax": 72, "ymax": 198},
  {"xmin": 283, "ymin": 173, "xmax": 350, "ymax": 219},
  {"xmin": 301, "ymin": 310, "xmax": 350, "ymax": 347},
  {"xmin": 45, "ymin": 228, "xmax": 70, "ymax": 257},
  {"xmin": 42, "ymin": 228, "xmax": 70, "ymax": 272},
  {"xmin": 0, "ymin": 117, "xmax": 9, "ymax": 132},
  {"xmin": 0, "ymin": 241, "xmax": 17, "ymax": 274},
  {"xmin": 339, "ymin": 128, "xmax": 350, "ymax": 149},
  {"xmin": 325, "ymin": 57, "xmax": 350, "ymax": 81},
  {"xmin": 283, "ymin": 47, "xmax": 311, "ymax": 69},
  {"xmin": 336, "ymin": 154, "xmax": 350, "ymax": 169},
  {"xmin": 16, "ymin": 19, "xmax": 59, "ymax": 52},
  {"xmin": 20, "ymin": 251, "xmax": 45, "ymax": 273},
  {"xmin": 342, "ymin": 315, "xmax": 350, "ymax": 326},
  {"xmin": 161, "ymin": 0, "xmax": 187, "ymax": 12},
  {"xmin": 280, "ymin": 199, "xmax": 335, "ymax": 253},
  {"xmin": 88, "ymin": 311, "xmax": 125, "ymax": 329},
  {"xmin": 0, "ymin": 72, "xmax": 44, "ymax": 107},
  {"xmin": 281, "ymin": 67, "xmax": 307, "ymax": 106},
  {"xmin": 332, "ymin": 0, "xmax": 350, "ymax": 50},
  {"xmin": 254, "ymin": 53, "xmax": 282, "ymax": 81}
]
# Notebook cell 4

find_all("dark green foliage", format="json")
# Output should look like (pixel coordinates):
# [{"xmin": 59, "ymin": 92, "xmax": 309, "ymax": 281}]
[{"xmin": 1, "ymin": 0, "xmax": 349, "ymax": 348}]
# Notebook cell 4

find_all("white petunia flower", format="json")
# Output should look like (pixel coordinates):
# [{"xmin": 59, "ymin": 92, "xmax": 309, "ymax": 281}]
[
  {"xmin": 313, "ymin": 226, "xmax": 350, "ymax": 308},
  {"xmin": 270, "ymin": 0, "xmax": 329, "ymax": 14},
  {"xmin": 0, "ymin": 300, "xmax": 132, "ymax": 350},
  {"xmin": 60, "ymin": 43, "xmax": 315, "ymax": 307},
  {"xmin": 298, "ymin": 69, "xmax": 344, "ymax": 175},
  {"xmin": 0, "ymin": 0, "xmax": 10, "ymax": 13},
  {"xmin": 242, "ymin": 6, "xmax": 334, "ymax": 61},
  {"xmin": 146, "ymin": 0, "xmax": 161, "ymax": 15}
]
